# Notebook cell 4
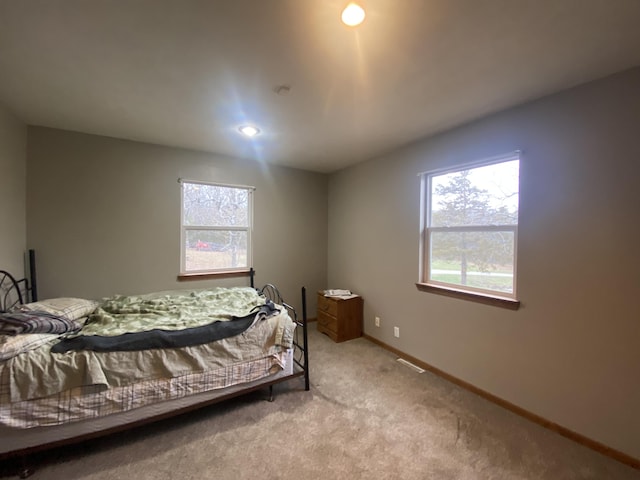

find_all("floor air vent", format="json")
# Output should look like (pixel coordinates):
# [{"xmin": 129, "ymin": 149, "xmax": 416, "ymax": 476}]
[{"xmin": 397, "ymin": 358, "xmax": 425, "ymax": 373}]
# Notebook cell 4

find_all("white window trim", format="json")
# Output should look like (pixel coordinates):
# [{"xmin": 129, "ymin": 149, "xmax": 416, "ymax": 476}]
[
  {"xmin": 418, "ymin": 152, "xmax": 520, "ymax": 303},
  {"xmin": 179, "ymin": 179, "xmax": 255, "ymax": 275}
]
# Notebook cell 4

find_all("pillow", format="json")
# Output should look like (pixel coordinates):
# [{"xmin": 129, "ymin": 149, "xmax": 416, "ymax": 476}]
[
  {"xmin": 0, "ymin": 311, "xmax": 82, "ymax": 335},
  {"xmin": 0, "ymin": 333, "xmax": 57, "ymax": 362},
  {"xmin": 19, "ymin": 297, "xmax": 99, "ymax": 321}
]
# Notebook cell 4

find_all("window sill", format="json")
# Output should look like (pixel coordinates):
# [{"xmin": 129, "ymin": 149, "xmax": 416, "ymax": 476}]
[
  {"xmin": 178, "ymin": 269, "xmax": 253, "ymax": 282},
  {"xmin": 415, "ymin": 282, "xmax": 520, "ymax": 310}
]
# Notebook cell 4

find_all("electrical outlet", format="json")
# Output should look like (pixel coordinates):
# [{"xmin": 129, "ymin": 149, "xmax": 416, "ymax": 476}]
[
  {"xmin": 375, "ymin": 316, "xmax": 380, "ymax": 327},
  {"xmin": 394, "ymin": 326, "xmax": 400, "ymax": 338}
]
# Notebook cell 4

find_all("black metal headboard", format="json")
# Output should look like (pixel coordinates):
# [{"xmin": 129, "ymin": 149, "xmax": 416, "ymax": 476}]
[
  {"xmin": 0, "ymin": 270, "xmax": 27, "ymax": 313},
  {"xmin": 0, "ymin": 249, "xmax": 38, "ymax": 313}
]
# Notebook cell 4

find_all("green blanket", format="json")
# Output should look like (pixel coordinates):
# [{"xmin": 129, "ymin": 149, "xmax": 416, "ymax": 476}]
[{"xmin": 79, "ymin": 287, "xmax": 265, "ymax": 337}]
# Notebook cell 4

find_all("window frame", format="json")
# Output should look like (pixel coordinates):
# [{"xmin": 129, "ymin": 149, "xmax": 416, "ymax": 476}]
[
  {"xmin": 179, "ymin": 179, "xmax": 254, "ymax": 277},
  {"xmin": 418, "ymin": 153, "xmax": 521, "ymax": 309}
]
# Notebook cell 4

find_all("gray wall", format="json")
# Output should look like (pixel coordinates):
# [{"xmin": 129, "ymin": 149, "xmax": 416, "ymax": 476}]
[
  {"xmin": 27, "ymin": 128, "xmax": 328, "ymax": 315},
  {"xmin": 0, "ymin": 103, "xmax": 27, "ymax": 275},
  {"xmin": 327, "ymin": 67, "xmax": 640, "ymax": 459}
]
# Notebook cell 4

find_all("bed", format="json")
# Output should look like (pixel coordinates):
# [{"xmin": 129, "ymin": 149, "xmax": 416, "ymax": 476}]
[{"xmin": 0, "ymin": 254, "xmax": 309, "ymax": 477}]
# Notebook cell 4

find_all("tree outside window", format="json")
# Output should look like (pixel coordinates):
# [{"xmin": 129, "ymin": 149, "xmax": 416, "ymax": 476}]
[
  {"xmin": 181, "ymin": 181, "xmax": 253, "ymax": 273},
  {"xmin": 422, "ymin": 155, "xmax": 519, "ymax": 297}
]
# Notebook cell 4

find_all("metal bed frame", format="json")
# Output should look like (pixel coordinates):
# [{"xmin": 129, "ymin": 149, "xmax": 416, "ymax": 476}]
[
  {"xmin": 260, "ymin": 283, "xmax": 310, "ymax": 397},
  {"xmin": 0, "ymin": 250, "xmax": 38, "ymax": 313},
  {"xmin": 0, "ymin": 251, "xmax": 310, "ymax": 478}
]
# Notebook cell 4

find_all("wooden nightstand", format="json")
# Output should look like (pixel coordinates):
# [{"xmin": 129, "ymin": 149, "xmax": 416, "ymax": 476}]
[{"xmin": 316, "ymin": 291, "xmax": 363, "ymax": 343}]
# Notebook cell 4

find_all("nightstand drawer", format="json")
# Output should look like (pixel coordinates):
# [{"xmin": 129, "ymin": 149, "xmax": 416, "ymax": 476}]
[
  {"xmin": 317, "ymin": 295, "xmax": 338, "ymax": 316},
  {"xmin": 317, "ymin": 311, "xmax": 338, "ymax": 334}
]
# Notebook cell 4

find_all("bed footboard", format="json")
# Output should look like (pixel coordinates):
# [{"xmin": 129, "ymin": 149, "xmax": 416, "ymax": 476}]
[{"xmin": 258, "ymin": 284, "xmax": 310, "ymax": 392}]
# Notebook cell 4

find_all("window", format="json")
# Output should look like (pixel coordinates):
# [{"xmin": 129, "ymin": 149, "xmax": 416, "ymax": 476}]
[
  {"xmin": 419, "ymin": 153, "xmax": 520, "ymax": 303},
  {"xmin": 180, "ymin": 181, "xmax": 253, "ymax": 274}
]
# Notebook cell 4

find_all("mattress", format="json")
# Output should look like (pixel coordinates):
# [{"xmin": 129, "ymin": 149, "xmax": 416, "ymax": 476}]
[{"xmin": 0, "ymin": 348, "xmax": 294, "ymax": 455}]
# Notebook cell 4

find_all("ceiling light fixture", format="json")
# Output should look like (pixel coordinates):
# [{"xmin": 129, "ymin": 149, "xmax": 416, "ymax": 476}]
[
  {"xmin": 341, "ymin": 2, "xmax": 365, "ymax": 27},
  {"xmin": 239, "ymin": 125, "xmax": 260, "ymax": 137}
]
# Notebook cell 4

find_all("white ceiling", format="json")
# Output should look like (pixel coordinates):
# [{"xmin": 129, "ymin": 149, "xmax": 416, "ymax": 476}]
[{"xmin": 1, "ymin": 0, "xmax": 640, "ymax": 173}]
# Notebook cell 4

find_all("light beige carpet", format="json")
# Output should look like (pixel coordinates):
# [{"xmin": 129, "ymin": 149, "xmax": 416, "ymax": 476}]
[{"xmin": 1, "ymin": 328, "xmax": 639, "ymax": 479}]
